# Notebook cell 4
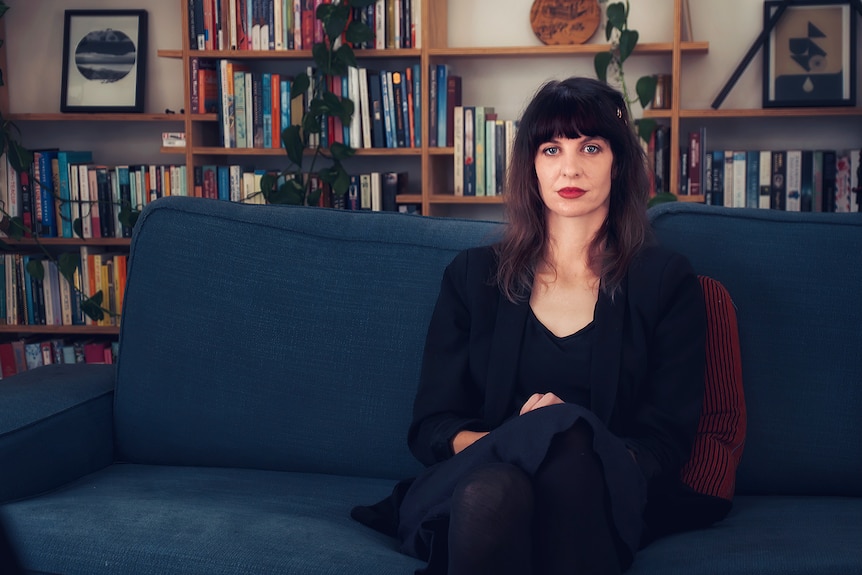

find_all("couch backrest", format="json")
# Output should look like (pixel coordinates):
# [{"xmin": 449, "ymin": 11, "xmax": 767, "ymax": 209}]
[
  {"xmin": 114, "ymin": 197, "xmax": 503, "ymax": 480},
  {"xmin": 649, "ymin": 203, "xmax": 862, "ymax": 496}
]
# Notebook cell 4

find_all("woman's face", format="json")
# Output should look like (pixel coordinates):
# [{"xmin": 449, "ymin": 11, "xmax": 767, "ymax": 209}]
[{"xmin": 534, "ymin": 135, "xmax": 614, "ymax": 226}]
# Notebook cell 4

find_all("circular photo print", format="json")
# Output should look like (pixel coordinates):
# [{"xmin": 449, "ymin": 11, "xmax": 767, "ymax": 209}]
[{"xmin": 75, "ymin": 28, "xmax": 137, "ymax": 83}]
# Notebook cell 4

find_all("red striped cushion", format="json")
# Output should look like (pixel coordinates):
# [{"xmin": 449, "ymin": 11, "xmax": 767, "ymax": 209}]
[{"xmin": 680, "ymin": 276, "xmax": 747, "ymax": 501}]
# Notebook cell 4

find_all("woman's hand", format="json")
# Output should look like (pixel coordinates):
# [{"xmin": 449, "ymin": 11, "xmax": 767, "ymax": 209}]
[
  {"xmin": 451, "ymin": 430, "xmax": 490, "ymax": 455},
  {"xmin": 519, "ymin": 392, "xmax": 565, "ymax": 415}
]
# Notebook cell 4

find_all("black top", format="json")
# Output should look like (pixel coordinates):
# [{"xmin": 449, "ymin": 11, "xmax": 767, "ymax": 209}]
[{"xmin": 515, "ymin": 309, "xmax": 593, "ymax": 411}]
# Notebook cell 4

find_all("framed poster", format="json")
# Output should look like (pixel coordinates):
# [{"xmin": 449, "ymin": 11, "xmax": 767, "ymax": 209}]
[
  {"xmin": 762, "ymin": 1, "xmax": 857, "ymax": 107},
  {"xmin": 61, "ymin": 10, "xmax": 148, "ymax": 113}
]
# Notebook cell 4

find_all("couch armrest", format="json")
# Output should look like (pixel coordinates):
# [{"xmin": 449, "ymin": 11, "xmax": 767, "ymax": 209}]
[{"xmin": 0, "ymin": 364, "xmax": 115, "ymax": 503}]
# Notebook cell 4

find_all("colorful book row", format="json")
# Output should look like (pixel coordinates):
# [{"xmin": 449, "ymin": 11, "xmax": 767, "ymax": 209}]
[
  {"xmin": 189, "ymin": 0, "xmax": 421, "ymax": 52},
  {"xmin": 209, "ymin": 61, "xmax": 422, "ymax": 151},
  {"xmin": 1, "ymin": 249, "xmax": 127, "ymax": 329},
  {"xmin": 683, "ymin": 127, "xmax": 861, "ymax": 211},
  {"xmin": 0, "ymin": 152, "xmax": 188, "ymax": 239},
  {"xmin": 0, "ymin": 338, "xmax": 118, "ymax": 379},
  {"xmin": 452, "ymin": 105, "xmax": 518, "ymax": 197}
]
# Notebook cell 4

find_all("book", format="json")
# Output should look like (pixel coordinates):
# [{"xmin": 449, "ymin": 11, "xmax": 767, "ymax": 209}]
[
  {"xmin": 56, "ymin": 151, "xmax": 93, "ymax": 238},
  {"xmin": 800, "ymin": 150, "xmax": 814, "ymax": 212},
  {"xmin": 731, "ymin": 151, "xmax": 746, "ymax": 209},
  {"xmin": 745, "ymin": 151, "xmax": 759, "ymax": 208},
  {"xmin": 382, "ymin": 171, "xmax": 406, "ymax": 212},
  {"xmin": 453, "ymin": 106, "xmax": 464, "ymax": 196},
  {"xmin": 474, "ymin": 106, "xmax": 493, "ymax": 197},
  {"xmin": 463, "ymin": 106, "xmax": 476, "ymax": 196},
  {"xmin": 770, "ymin": 150, "xmax": 786, "ymax": 211},
  {"xmin": 758, "ymin": 150, "xmax": 772, "ymax": 209},
  {"xmin": 785, "ymin": 150, "xmax": 802, "ymax": 211},
  {"xmin": 445, "ymin": 74, "xmax": 462, "ymax": 147},
  {"xmin": 710, "ymin": 150, "xmax": 724, "ymax": 207}
]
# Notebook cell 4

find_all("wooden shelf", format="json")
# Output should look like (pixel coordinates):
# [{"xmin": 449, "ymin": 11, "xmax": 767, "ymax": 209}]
[
  {"xmin": 428, "ymin": 194, "xmax": 505, "ymax": 204},
  {"xmin": 186, "ymin": 48, "xmax": 421, "ymax": 59},
  {"xmin": 190, "ymin": 146, "xmax": 422, "ymax": 157},
  {"xmin": 428, "ymin": 42, "xmax": 708, "ymax": 58},
  {"xmin": 676, "ymin": 107, "xmax": 862, "ymax": 119},
  {"xmin": 9, "ymin": 113, "xmax": 184, "ymax": 122},
  {"xmin": 1, "ymin": 238, "xmax": 132, "ymax": 247},
  {"xmin": 0, "ymin": 325, "xmax": 121, "ymax": 336}
]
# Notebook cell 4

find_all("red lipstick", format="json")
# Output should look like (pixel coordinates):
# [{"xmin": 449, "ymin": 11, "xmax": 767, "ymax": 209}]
[{"xmin": 558, "ymin": 187, "xmax": 586, "ymax": 199}]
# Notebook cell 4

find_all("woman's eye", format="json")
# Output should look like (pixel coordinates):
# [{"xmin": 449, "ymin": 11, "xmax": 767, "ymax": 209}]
[
  {"xmin": 543, "ymin": 146, "xmax": 559, "ymax": 156},
  {"xmin": 584, "ymin": 144, "xmax": 600, "ymax": 154}
]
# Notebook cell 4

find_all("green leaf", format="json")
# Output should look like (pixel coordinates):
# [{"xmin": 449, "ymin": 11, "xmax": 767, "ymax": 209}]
[
  {"xmin": 605, "ymin": 18, "xmax": 615, "ymax": 41},
  {"xmin": 318, "ymin": 166, "xmax": 339, "ymax": 185},
  {"xmin": 8, "ymin": 141, "xmax": 32, "ymax": 174},
  {"xmin": 333, "ymin": 44, "xmax": 358, "ymax": 70},
  {"xmin": 58, "ymin": 252, "xmax": 80, "ymax": 285},
  {"xmin": 307, "ymin": 188, "xmax": 322, "ymax": 207},
  {"xmin": 618, "ymin": 29, "xmax": 638, "ymax": 63},
  {"xmin": 331, "ymin": 166, "xmax": 351, "ymax": 195},
  {"xmin": 606, "ymin": 3, "xmax": 627, "ymax": 32},
  {"xmin": 312, "ymin": 43, "xmax": 333, "ymax": 75},
  {"xmin": 329, "ymin": 142, "xmax": 356, "ymax": 161},
  {"xmin": 321, "ymin": 4, "xmax": 350, "ymax": 43},
  {"xmin": 81, "ymin": 293, "xmax": 105, "ymax": 322},
  {"xmin": 637, "ymin": 118, "xmax": 658, "ymax": 143},
  {"xmin": 302, "ymin": 111, "xmax": 322, "ymax": 135},
  {"xmin": 345, "ymin": 20, "xmax": 374, "ymax": 45},
  {"xmin": 26, "ymin": 258, "xmax": 45, "ymax": 281},
  {"xmin": 8, "ymin": 216, "xmax": 25, "ymax": 240},
  {"xmin": 118, "ymin": 207, "xmax": 139, "ymax": 231},
  {"xmin": 281, "ymin": 125, "xmax": 304, "ymax": 166},
  {"xmin": 73, "ymin": 217, "xmax": 84, "ymax": 239},
  {"xmin": 648, "ymin": 192, "xmax": 678, "ymax": 208},
  {"xmin": 594, "ymin": 52, "xmax": 613, "ymax": 83},
  {"xmin": 260, "ymin": 173, "xmax": 278, "ymax": 202},
  {"xmin": 635, "ymin": 75, "xmax": 658, "ymax": 109},
  {"xmin": 290, "ymin": 73, "xmax": 310, "ymax": 100},
  {"xmin": 266, "ymin": 177, "xmax": 304, "ymax": 205}
]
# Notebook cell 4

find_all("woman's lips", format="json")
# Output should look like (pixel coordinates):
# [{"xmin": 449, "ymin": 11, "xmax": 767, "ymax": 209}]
[{"xmin": 558, "ymin": 187, "xmax": 586, "ymax": 199}]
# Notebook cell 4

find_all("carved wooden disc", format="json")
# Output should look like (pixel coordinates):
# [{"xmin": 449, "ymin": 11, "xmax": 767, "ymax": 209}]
[{"xmin": 530, "ymin": 0, "xmax": 601, "ymax": 45}]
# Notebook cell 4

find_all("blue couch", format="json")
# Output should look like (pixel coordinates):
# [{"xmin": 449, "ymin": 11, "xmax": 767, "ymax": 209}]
[{"xmin": 0, "ymin": 197, "xmax": 859, "ymax": 574}]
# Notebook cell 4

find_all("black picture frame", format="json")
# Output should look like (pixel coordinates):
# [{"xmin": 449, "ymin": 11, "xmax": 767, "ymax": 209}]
[
  {"xmin": 61, "ymin": 10, "xmax": 148, "ymax": 113},
  {"xmin": 762, "ymin": 0, "xmax": 857, "ymax": 107}
]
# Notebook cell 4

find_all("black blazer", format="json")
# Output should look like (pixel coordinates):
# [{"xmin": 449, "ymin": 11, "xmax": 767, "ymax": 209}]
[{"xmin": 408, "ymin": 244, "xmax": 706, "ymax": 488}]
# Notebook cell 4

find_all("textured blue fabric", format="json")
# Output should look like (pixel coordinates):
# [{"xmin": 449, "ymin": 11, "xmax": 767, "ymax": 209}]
[
  {"xmin": 1, "ymin": 463, "xmax": 423, "ymax": 575},
  {"xmin": 630, "ymin": 495, "xmax": 862, "ymax": 575},
  {"xmin": 115, "ymin": 197, "xmax": 503, "ymax": 480},
  {"xmin": 649, "ymin": 203, "xmax": 862, "ymax": 496},
  {"xmin": 0, "ymin": 364, "xmax": 115, "ymax": 503}
]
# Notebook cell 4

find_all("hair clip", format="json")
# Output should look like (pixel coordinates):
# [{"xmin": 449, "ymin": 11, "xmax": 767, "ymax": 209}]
[{"xmin": 616, "ymin": 108, "xmax": 623, "ymax": 119}]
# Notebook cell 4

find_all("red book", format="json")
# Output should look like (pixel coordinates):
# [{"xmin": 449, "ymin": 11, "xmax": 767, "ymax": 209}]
[
  {"xmin": 83, "ymin": 341, "xmax": 110, "ymax": 364},
  {"xmin": 0, "ymin": 342, "xmax": 18, "ymax": 378}
]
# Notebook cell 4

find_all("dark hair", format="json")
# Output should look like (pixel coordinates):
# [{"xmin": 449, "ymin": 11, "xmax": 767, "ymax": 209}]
[{"xmin": 495, "ymin": 76, "xmax": 652, "ymax": 301}]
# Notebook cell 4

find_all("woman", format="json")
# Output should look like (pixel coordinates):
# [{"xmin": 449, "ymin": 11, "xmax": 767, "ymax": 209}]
[{"xmin": 354, "ymin": 77, "xmax": 707, "ymax": 574}]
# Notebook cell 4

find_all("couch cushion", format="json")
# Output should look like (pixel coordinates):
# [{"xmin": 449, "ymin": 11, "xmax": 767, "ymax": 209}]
[
  {"xmin": 681, "ymin": 276, "xmax": 746, "ymax": 501},
  {"xmin": 1, "ymin": 464, "xmax": 423, "ymax": 575},
  {"xmin": 649, "ymin": 203, "xmax": 862, "ymax": 496},
  {"xmin": 630, "ymin": 495, "xmax": 862, "ymax": 575},
  {"xmin": 115, "ymin": 197, "xmax": 503, "ymax": 480}
]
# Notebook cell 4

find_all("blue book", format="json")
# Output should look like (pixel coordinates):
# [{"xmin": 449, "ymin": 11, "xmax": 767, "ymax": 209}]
[
  {"xmin": 217, "ymin": 165, "xmax": 230, "ymax": 201},
  {"xmin": 435, "ymin": 65, "xmax": 449, "ymax": 147},
  {"xmin": 399, "ymin": 69, "xmax": 410, "ymax": 148},
  {"xmin": 412, "ymin": 63, "xmax": 421, "ymax": 148},
  {"xmin": 33, "ymin": 150, "xmax": 59, "ymax": 237},
  {"xmin": 380, "ymin": 71, "xmax": 394, "ymax": 148},
  {"xmin": 56, "ymin": 151, "xmax": 93, "ymax": 238},
  {"xmin": 280, "ymin": 78, "xmax": 290, "ymax": 147},
  {"xmin": 262, "ymin": 73, "xmax": 272, "ymax": 149},
  {"xmin": 746, "ymin": 151, "xmax": 760, "ymax": 208}
]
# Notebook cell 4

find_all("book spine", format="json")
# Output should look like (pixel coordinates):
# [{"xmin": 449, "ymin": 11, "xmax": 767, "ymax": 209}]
[
  {"xmin": 745, "ymin": 151, "xmax": 759, "ymax": 209},
  {"xmin": 770, "ymin": 150, "xmax": 786, "ymax": 211},
  {"xmin": 785, "ymin": 149, "xmax": 802, "ymax": 212},
  {"xmin": 463, "ymin": 106, "xmax": 475, "ymax": 197},
  {"xmin": 758, "ymin": 150, "xmax": 771, "ymax": 209},
  {"xmin": 453, "ymin": 106, "xmax": 463, "ymax": 196}
]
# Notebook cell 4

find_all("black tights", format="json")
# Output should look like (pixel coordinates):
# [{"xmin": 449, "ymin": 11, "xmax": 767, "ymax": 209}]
[{"xmin": 447, "ymin": 422, "xmax": 622, "ymax": 575}]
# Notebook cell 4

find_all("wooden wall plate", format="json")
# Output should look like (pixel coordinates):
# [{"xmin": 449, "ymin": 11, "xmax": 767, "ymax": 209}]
[{"xmin": 530, "ymin": 0, "xmax": 601, "ymax": 45}]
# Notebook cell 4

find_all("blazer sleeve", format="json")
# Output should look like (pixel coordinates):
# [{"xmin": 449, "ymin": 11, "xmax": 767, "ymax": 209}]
[
  {"xmin": 407, "ymin": 249, "xmax": 490, "ymax": 467},
  {"xmin": 623, "ymin": 252, "xmax": 707, "ymax": 484}
]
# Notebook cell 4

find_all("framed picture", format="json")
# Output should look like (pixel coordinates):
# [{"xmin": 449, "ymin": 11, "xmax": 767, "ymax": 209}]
[
  {"xmin": 61, "ymin": 10, "xmax": 148, "ymax": 113},
  {"xmin": 762, "ymin": 1, "xmax": 857, "ymax": 108}
]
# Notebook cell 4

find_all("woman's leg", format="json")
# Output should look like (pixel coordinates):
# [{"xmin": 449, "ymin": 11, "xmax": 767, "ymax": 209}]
[
  {"xmin": 447, "ymin": 462, "xmax": 534, "ymax": 575},
  {"xmin": 532, "ymin": 421, "xmax": 623, "ymax": 575}
]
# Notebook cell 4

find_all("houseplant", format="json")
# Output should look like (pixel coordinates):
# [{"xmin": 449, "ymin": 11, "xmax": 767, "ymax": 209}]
[
  {"xmin": 261, "ymin": 0, "xmax": 375, "ymax": 206},
  {"xmin": 593, "ymin": 0, "xmax": 657, "ymax": 143}
]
